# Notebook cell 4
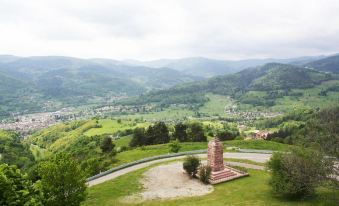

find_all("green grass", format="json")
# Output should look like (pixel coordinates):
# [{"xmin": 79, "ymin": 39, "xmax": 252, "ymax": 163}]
[
  {"xmin": 222, "ymin": 140, "xmax": 295, "ymax": 151},
  {"xmin": 84, "ymin": 119, "xmax": 149, "ymax": 137},
  {"xmin": 83, "ymin": 166, "xmax": 337, "ymax": 206},
  {"xmin": 111, "ymin": 140, "xmax": 292, "ymax": 167},
  {"xmin": 272, "ymin": 80, "xmax": 339, "ymax": 112},
  {"xmin": 114, "ymin": 135, "xmax": 133, "ymax": 147},
  {"xmin": 224, "ymin": 158, "xmax": 265, "ymax": 166},
  {"xmin": 199, "ymin": 93, "xmax": 234, "ymax": 116}
]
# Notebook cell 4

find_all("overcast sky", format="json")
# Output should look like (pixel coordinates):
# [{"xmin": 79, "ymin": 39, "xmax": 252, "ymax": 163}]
[{"xmin": 1, "ymin": 0, "xmax": 339, "ymax": 60}]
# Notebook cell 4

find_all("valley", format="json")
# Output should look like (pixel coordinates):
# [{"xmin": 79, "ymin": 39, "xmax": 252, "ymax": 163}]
[{"xmin": 1, "ymin": 54, "xmax": 338, "ymax": 206}]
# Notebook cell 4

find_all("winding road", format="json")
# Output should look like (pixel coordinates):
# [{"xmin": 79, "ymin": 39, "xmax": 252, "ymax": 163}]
[{"xmin": 88, "ymin": 152, "xmax": 271, "ymax": 187}]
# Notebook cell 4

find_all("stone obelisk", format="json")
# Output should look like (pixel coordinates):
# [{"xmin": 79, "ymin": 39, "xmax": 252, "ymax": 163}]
[
  {"xmin": 207, "ymin": 137, "xmax": 224, "ymax": 172},
  {"xmin": 207, "ymin": 137, "xmax": 248, "ymax": 184}
]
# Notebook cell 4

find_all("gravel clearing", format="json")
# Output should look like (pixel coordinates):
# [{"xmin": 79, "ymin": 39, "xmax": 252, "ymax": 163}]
[{"xmin": 123, "ymin": 162, "xmax": 213, "ymax": 202}]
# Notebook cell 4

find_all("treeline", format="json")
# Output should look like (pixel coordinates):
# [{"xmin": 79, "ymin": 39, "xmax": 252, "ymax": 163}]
[
  {"xmin": 130, "ymin": 122, "xmax": 208, "ymax": 147},
  {"xmin": 130, "ymin": 121, "xmax": 240, "ymax": 147}
]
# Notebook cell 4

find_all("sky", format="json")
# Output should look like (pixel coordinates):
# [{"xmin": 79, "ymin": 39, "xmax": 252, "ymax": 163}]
[{"xmin": 1, "ymin": 0, "xmax": 339, "ymax": 60}]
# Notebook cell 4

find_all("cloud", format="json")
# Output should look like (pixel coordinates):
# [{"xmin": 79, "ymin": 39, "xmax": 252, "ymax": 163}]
[{"xmin": 0, "ymin": 0, "xmax": 339, "ymax": 60}]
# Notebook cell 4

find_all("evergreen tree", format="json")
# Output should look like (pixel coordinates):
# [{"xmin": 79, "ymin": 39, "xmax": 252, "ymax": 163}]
[
  {"xmin": 100, "ymin": 136, "xmax": 114, "ymax": 153},
  {"xmin": 187, "ymin": 122, "xmax": 207, "ymax": 142},
  {"xmin": 129, "ymin": 128, "xmax": 146, "ymax": 147},
  {"xmin": 173, "ymin": 122, "xmax": 188, "ymax": 142}
]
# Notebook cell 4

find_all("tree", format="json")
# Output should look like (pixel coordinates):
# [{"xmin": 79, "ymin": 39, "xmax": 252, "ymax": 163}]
[
  {"xmin": 100, "ymin": 136, "xmax": 114, "ymax": 153},
  {"xmin": 217, "ymin": 123, "xmax": 239, "ymax": 141},
  {"xmin": 38, "ymin": 154, "xmax": 87, "ymax": 206},
  {"xmin": 0, "ymin": 164, "xmax": 43, "ymax": 206},
  {"xmin": 187, "ymin": 122, "xmax": 207, "ymax": 142},
  {"xmin": 217, "ymin": 130, "xmax": 236, "ymax": 141},
  {"xmin": 183, "ymin": 155, "xmax": 200, "ymax": 177},
  {"xmin": 267, "ymin": 149, "xmax": 330, "ymax": 198},
  {"xmin": 173, "ymin": 122, "xmax": 188, "ymax": 142},
  {"xmin": 129, "ymin": 128, "xmax": 146, "ymax": 147},
  {"xmin": 169, "ymin": 140, "xmax": 181, "ymax": 153},
  {"xmin": 147, "ymin": 122, "xmax": 170, "ymax": 145}
]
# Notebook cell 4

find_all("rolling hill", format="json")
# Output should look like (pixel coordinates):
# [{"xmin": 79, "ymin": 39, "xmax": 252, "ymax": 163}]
[
  {"xmin": 0, "ymin": 56, "xmax": 200, "ymax": 118},
  {"xmin": 121, "ymin": 55, "xmax": 326, "ymax": 77},
  {"xmin": 132, "ymin": 63, "xmax": 335, "ymax": 107},
  {"xmin": 305, "ymin": 54, "xmax": 339, "ymax": 73}
]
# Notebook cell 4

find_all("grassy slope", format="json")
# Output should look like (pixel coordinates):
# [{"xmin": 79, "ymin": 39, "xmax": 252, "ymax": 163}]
[
  {"xmin": 199, "ymin": 93, "xmax": 234, "ymax": 116},
  {"xmin": 84, "ymin": 119, "xmax": 149, "ymax": 137},
  {"xmin": 200, "ymin": 80, "xmax": 339, "ymax": 114},
  {"xmin": 83, "ymin": 167, "xmax": 337, "ymax": 206}
]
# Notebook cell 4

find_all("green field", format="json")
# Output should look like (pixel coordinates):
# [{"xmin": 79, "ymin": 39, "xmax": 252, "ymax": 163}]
[
  {"xmin": 199, "ymin": 94, "xmax": 234, "ymax": 116},
  {"xmin": 83, "ymin": 165, "xmax": 337, "ymax": 206},
  {"xmin": 84, "ymin": 119, "xmax": 149, "ymax": 137},
  {"xmin": 272, "ymin": 80, "xmax": 339, "ymax": 112}
]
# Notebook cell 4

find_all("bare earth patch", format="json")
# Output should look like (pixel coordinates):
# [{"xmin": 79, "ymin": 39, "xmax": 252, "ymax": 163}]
[{"xmin": 122, "ymin": 162, "xmax": 213, "ymax": 203}]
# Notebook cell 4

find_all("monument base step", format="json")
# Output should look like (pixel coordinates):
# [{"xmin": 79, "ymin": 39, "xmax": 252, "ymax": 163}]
[{"xmin": 209, "ymin": 166, "xmax": 249, "ymax": 185}]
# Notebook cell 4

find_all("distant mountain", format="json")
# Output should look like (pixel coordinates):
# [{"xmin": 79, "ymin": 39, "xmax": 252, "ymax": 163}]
[
  {"xmin": 122, "ymin": 56, "xmax": 327, "ymax": 78},
  {"xmin": 0, "ymin": 56, "xmax": 200, "ymax": 118},
  {"xmin": 304, "ymin": 54, "xmax": 339, "ymax": 73},
  {"xmin": 132, "ymin": 63, "xmax": 333, "ymax": 106}
]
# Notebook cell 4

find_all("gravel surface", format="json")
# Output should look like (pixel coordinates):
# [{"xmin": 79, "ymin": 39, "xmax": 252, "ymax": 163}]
[{"xmin": 122, "ymin": 162, "xmax": 213, "ymax": 203}]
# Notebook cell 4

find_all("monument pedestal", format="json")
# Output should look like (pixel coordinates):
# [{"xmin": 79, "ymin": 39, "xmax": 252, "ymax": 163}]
[{"xmin": 207, "ymin": 138, "xmax": 248, "ymax": 184}]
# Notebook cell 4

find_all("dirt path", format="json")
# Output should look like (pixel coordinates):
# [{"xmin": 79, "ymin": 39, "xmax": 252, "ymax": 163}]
[{"xmin": 88, "ymin": 152, "xmax": 270, "ymax": 187}]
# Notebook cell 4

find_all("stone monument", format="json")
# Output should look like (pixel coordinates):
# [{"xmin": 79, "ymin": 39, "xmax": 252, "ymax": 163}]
[{"xmin": 207, "ymin": 137, "xmax": 248, "ymax": 184}]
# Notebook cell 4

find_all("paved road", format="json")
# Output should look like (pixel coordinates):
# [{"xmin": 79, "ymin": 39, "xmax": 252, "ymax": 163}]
[{"xmin": 88, "ymin": 152, "xmax": 271, "ymax": 187}]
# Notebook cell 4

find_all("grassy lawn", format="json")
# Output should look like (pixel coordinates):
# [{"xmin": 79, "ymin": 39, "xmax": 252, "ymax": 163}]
[{"xmin": 83, "ymin": 166, "xmax": 337, "ymax": 206}]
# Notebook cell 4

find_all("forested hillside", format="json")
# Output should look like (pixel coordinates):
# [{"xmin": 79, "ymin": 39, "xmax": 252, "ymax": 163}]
[
  {"xmin": 132, "ymin": 63, "xmax": 335, "ymax": 107},
  {"xmin": 305, "ymin": 54, "xmax": 339, "ymax": 73},
  {"xmin": 0, "ymin": 56, "xmax": 200, "ymax": 118},
  {"xmin": 0, "ymin": 130, "xmax": 34, "ymax": 170}
]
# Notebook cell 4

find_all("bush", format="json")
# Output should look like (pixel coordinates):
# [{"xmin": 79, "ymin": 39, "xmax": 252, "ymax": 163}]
[
  {"xmin": 198, "ymin": 165, "xmax": 211, "ymax": 184},
  {"xmin": 267, "ymin": 149, "xmax": 330, "ymax": 199},
  {"xmin": 183, "ymin": 155, "xmax": 200, "ymax": 177},
  {"xmin": 169, "ymin": 140, "xmax": 181, "ymax": 153}
]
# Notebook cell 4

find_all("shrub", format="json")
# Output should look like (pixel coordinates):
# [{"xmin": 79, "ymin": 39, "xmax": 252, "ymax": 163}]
[
  {"xmin": 198, "ymin": 165, "xmax": 211, "ymax": 184},
  {"xmin": 169, "ymin": 140, "xmax": 181, "ymax": 153},
  {"xmin": 183, "ymin": 155, "xmax": 200, "ymax": 177},
  {"xmin": 267, "ymin": 149, "xmax": 330, "ymax": 199}
]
